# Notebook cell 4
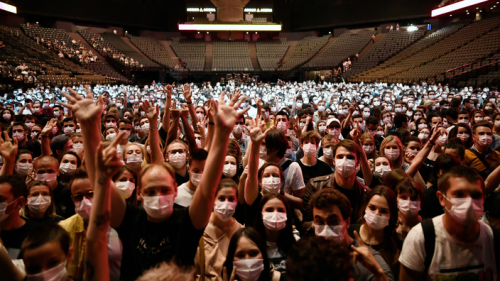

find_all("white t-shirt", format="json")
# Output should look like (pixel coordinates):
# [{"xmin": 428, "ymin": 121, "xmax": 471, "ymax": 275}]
[
  {"xmin": 257, "ymin": 158, "xmax": 305, "ymax": 194},
  {"xmin": 399, "ymin": 214, "xmax": 497, "ymax": 281},
  {"xmin": 174, "ymin": 182, "xmax": 195, "ymax": 207}
]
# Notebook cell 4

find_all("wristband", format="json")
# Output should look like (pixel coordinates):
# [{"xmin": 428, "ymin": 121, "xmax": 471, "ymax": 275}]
[
  {"xmin": 186, "ymin": 101, "xmax": 192, "ymax": 104},
  {"xmin": 428, "ymin": 140, "xmax": 436, "ymax": 146},
  {"xmin": 208, "ymin": 122, "xmax": 214, "ymax": 125}
]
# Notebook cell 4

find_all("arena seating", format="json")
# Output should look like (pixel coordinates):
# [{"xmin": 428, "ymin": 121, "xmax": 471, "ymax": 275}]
[
  {"xmin": 170, "ymin": 38, "xmax": 206, "ymax": 71},
  {"xmin": 212, "ymin": 41, "xmax": 253, "ymax": 71},
  {"xmin": 306, "ymin": 32, "xmax": 373, "ymax": 68},
  {"xmin": 278, "ymin": 36, "xmax": 330, "ymax": 71},
  {"xmin": 256, "ymin": 39, "xmax": 289, "ymax": 71},
  {"xmin": 343, "ymin": 30, "xmax": 425, "ymax": 78},
  {"xmin": 78, "ymin": 29, "xmax": 121, "ymax": 59},
  {"xmin": 129, "ymin": 36, "xmax": 181, "ymax": 70},
  {"xmin": 21, "ymin": 24, "xmax": 75, "ymax": 49}
]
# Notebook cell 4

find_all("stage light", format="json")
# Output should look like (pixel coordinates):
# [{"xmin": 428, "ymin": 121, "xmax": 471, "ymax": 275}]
[
  {"xmin": 431, "ymin": 0, "xmax": 489, "ymax": 17},
  {"xmin": 179, "ymin": 24, "xmax": 282, "ymax": 31},
  {"xmin": 0, "ymin": 1, "xmax": 17, "ymax": 14},
  {"xmin": 407, "ymin": 26, "xmax": 419, "ymax": 32}
]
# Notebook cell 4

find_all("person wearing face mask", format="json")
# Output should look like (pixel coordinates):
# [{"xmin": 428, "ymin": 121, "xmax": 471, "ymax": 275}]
[
  {"xmin": 230, "ymin": 116, "xmax": 249, "ymax": 156},
  {"xmin": 13, "ymin": 150, "xmax": 34, "ymax": 182},
  {"xmin": 174, "ymin": 148, "xmax": 208, "ymax": 208},
  {"xmin": 222, "ymin": 227, "xmax": 280, "ymax": 281},
  {"xmin": 393, "ymin": 179, "xmax": 423, "ymax": 245},
  {"xmin": 274, "ymin": 112, "xmax": 300, "ymax": 151},
  {"xmin": 58, "ymin": 152, "xmax": 80, "ymax": 185},
  {"xmin": 195, "ymin": 179, "xmax": 243, "ymax": 280},
  {"xmin": 61, "ymin": 117, "xmax": 77, "ymax": 136},
  {"xmin": 112, "ymin": 166, "xmax": 138, "ymax": 206},
  {"xmin": 33, "ymin": 156, "xmax": 75, "ymax": 219},
  {"xmin": 303, "ymin": 140, "xmax": 369, "ymax": 225},
  {"xmin": 59, "ymin": 168, "xmax": 123, "ymax": 281},
  {"xmin": 122, "ymin": 143, "xmax": 145, "ymax": 173},
  {"xmin": 399, "ymin": 166, "xmax": 498, "ymax": 281},
  {"xmin": 0, "ymin": 176, "xmax": 39, "ymax": 260},
  {"xmin": 349, "ymin": 186, "xmax": 400, "ymax": 275},
  {"xmin": 318, "ymin": 135, "xmax": 337, "ymax": 171},
  {"xmin": 52, "ymin": 105, "xmax": 65, "ymax": 122},
  {"xmin": 253, "ymin": 194, "xmax": 296, "ymax": 274},
  {"xmin": 463, "ymin": 121, "xmax": 500, "ymax": 180},
  {"xmin": 309, "ymin": 189, "xmax": 395, "ymax": 281},
  {"xmin": 165, "ymin": 140, "xmax": 190, "ymax": 186},
  {"xmin": 20, "ymin": 181, "xmax": 63, "ymax": 224},
  {"xmin": 449, "ymin": 123, "xmax": 473, "ymax": 149},
  {"xmin": 103, "ymin": 114, "xmax": 119, "ymax": 130},
  {"xmin": 11, "ymin": 122, "xmax": 29, "ymax": 147},
  {"xmin": 297, "ymin": 131, "xmax": 333, "ymax": 186},
  {"xmin": 129, "ymin": 116, "xmax": 149, "ymax": 144}
]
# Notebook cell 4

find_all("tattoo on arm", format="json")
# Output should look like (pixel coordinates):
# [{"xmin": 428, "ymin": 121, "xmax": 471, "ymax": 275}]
[{"xmin": 94, "ymin": 211, "xmax": 111, "ymax": 232}]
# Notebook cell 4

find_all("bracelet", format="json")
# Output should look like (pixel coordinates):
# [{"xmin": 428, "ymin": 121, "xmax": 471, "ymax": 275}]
[
  {"xmin": 149, "ymin": 127, "xmax": 158, "ymax": 131},
  {"xmin": 186, "ymin": 101, "xmax": 192, "ymax": 104},
  {"xmin": 208, "ymin": 122, "xmax": 214, "ymax": 125},
  {"xmin": 428, "ymin": 140, "xmax": 436, "ymax": 146}
]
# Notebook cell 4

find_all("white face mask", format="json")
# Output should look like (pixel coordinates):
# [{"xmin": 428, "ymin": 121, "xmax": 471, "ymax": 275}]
[
  {"xmin": 476, "ymin": 135, "xmax": 493, "ymax": 147},
  {"xmin": 75, "ymin": 197, "xmax": 93, "ymax": 220},
  {"xmin": 384, "ymin": 148, "xmax": 400, "ymax": 160},
  {"xmin": 261, "ymin": 176, "xmax": 281, "ymax": 194},
  {"xmin": 303, "ymin": 143, "xmax": 317, "ymax": 157},
  {"xmin": 28, "ymin": 195, "xmax": 52, "ymax": 214},
  {"xmin": 35, "ymin": 172, "xmax": 58, "ymax": 187},
  {"xmin": 418, "ymin": 133, "xmax": 429, "ymax": 140},
  {"xmin": 142, "ymin": 194, "xmax": 175, "ymax": 219},
  {"xmin": 276, "ymin": 121, "xmax": 287, "ymax": 132},
  {"xmin": 319, "ymin": 125, "xmax": 326, "ymax": 133},
  {"xmin": 73, "ymin": 143, "xmax": 83, "ymax": 153},
  {"xmin": 335, "ymin": 157, "xmax": 356, "ymax": 178},
  {"xmin": 262, "ymin": 211, "xmax": 287, "ymax": 231},
  {"xmin": 363, "ymin": 145, "xmax": 375, "ymax": 154},
  {"xmin": 214, "ymin": 200, "xmax": 237, "ymax": 222},
  {"xmin": 364, "ymin": 210, "xmax": 389, "ymax": 230},
  {"xmin": 59, "ymin": 163, "xmax": 77, "ymax": 175},
  {"xmin": 323, "ymin": 147, "xmax": 333, "ymax": 159},
  {"xmin": 26, "ymin": 261, "xmax": 68, "ymax": 281},
  {"xmin": 115, "ymin": 181, "xmax": 135, "ymax": 199},
  {"xmin": 233, "ymin": 259, "xmax": 264, "ymax": 281},
  {"xmin": 169, "ymin": 152, "xmax": 186, "ymax": 169},
  {"xmin": 443, "ymin": 195, "xmax": 483, "ymax": 226},
  {"xmin": 15, "ymin": 163, "xmax": 33, "ymax": 176},
  {"xmin": 374, "ymin": 165, "xmax": 391, "ymax": 178},
  {"xmin": 397, "ymin": 199, "xmax": 420, "ymax": 217},
  {"xmin": 436, "ymin": 134, "xmax": 448, "ymax": 146},
  {"xmin": 315, "ymin": 223, "xmax": 345, "ymax": 241},
  {"xmin": 141, "ymin": 123, "xmax": 150, "ymax": 134},
  {"xmin": 190, "ymin": 172, "xmax": 202, "ymax": 187},
  {"xmin": 223, "ymin": 164, "xmax": 237, "ymax": 178},
  {"xmin": 63, "ymin": 127, "xmax": 75, "ymax": 135},
  {"xmin": 126, "ymin": 154, "xmax": 143, "ymax": 169},
  {"xmin": 233, "ymin": 124, "xmax": 243, "ymax": 135},
  {"xmin": 119, "ymin": 130, "xmax": 131, "ymax": 139},
  {"xmin": 328, "ymin": 128, "xmax": 340, "ymax": 137}
]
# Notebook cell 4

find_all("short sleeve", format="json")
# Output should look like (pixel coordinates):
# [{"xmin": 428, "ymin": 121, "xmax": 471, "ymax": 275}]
[
  {"xmin": 174, "ymin": 207, "xmax": 205, "ymax": 266},
  {"xmin": 398, "ymin": 223, "xmax": 426, "ymax": 272},
  {"xmin": 285, "ymin": 162, "xmax": 305, "ymax": 192}
]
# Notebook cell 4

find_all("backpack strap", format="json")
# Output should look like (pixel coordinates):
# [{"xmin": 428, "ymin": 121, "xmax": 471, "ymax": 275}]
[
  {"xmin": 281, "ymin": 159, "xmax": 293, "ymax": 171},
  {"xmin": 468, "ymin": 148, "xmax": 492, "ymax": 172},
  {"xmin": 421, "ymin": 219, "xmax": 436, "ymax": 276},
  {"xmin": 491, "ymin": 226, "xmax": 500, "ymax": 275}
]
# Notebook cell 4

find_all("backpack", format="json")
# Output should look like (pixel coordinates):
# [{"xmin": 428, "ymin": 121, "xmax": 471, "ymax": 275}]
[{"xmin": 422, "ymin": 219, "xmax": 500, "ymax": 277}]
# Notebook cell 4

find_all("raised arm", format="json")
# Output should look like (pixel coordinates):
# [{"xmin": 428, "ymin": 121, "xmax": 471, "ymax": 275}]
[
  {"xmin": 161, "ymin": 84, "xmax": 173, "ymax": 134},
  {"xmin": 182, "ymin": 84, "xmax": 199, "ymax": 126},
  {"xmin": 85, "ymin": 137, "xmax": 123, "ymax": 281},
  {"xmin": 244, "ymin": 118, "xmax": 271, "ymax": 206},
  {"xmin": 180, "ymin": 108, "xmax": 197, "ymax": 153},
  {"xmin": 0, "ymin": 132, "xmax": 17, "ymax": 176},
  {"xmin": 484, "ymin": 162, "xmax": 500, "ymax": 194},
  {"xmin": 140, "ymin": 101, "xmax": 163, "ymax": 165},
  {"xmin": 405, "ymin": 128, "xmax": 441, "ymax": 178},
  {"xmin": 166, "ymin": 109, "xmax": 180, "ymax": 146},
  {"xmin": 40, "ymin": 118, "xmax": 56, "ymax": 156},
  {"xmin": 342, "ymin": 105, "xmax": 355, "ymax": 130},
  {"xmin": 204, "ymin": 101, "xmax": 215, "ymax": 151},
  {"xmin": 189, "ymin": 94, "xmax": 250, "ymax": 230},
  {"xmin": 351, "ymin": 127, "xmax": 373, "ymax": 186}
]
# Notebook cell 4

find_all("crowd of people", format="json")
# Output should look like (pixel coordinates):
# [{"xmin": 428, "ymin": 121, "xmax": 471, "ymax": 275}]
[
  {"xmin": 0, "ymin": 79, "xmax": 499, "ymax": 281},
  {"xmin": 35, "ymin": 35, "xmax": 99, "ymax": 65}
]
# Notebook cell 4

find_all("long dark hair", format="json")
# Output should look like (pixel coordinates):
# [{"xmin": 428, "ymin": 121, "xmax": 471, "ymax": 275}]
[
  {"xmin": 254, "ymin": 193, "xmax": 295, "ymax": 256},
  {"xmin": 448, "ymin": 123, "xmax": 473, "ymax": 149},
  {"xmin": 358, "ymin": 186, "xmax": 398, "ymax": 237},
  {"xmin": 223, "ymin": 227, "xmax": 271, "ymax": 281}
]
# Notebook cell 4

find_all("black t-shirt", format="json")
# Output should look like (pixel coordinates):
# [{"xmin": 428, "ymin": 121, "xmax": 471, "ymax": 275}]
[
  {"xmin": 421, "ymin": 183, "xmax": 444, "ymax": 219},
  {"xmin": 116, "ymin": 204, "xmax": 204, "ymax": 281},
  {"xmin": 297, "ymin": 159, "xmax": 332, "ymax": 186},
  {"xmin": 53, "ymin": 182, "xmax": 75, "ymax": 219},
  {"xmin": 175, "ymin": 171, "xmax": 190, "ymax": 186},
  {"xmin": 419, "ymin": 158, "xmax": 435, "ymax": 183},
  {"xmin": 335, "ymin": 180, "xmax": 358, "ymax": 221},
  {"xmin": 369, "ymin": 174, "xmax": 383, "ymax": 189},
  {"xmin": 1, "ymin": 218, "xmax": 38, "ymax": 259},
  {"xmin": 244, "ymin": 192, "xmax": 263, "ymax": 227}
]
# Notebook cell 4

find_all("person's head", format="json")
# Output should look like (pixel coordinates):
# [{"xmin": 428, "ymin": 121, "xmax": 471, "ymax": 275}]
[
  {"xmin": 227, "ymin": 139, "xmax": 242, "ymax": 164},
  {"xmin": 62, "ymin": 117, "xmax": 77, "ymax": 135},
  {"xmin": 403, "ymin": 136, "xmax": 422, "ymax": 163},
  {"xmin": 165, "ymin": 140, "xmax": 189, "ymax": 169},
  {"xmin": 332, "ymin": 140, "xmax": 362, "ymax": 178},
  {"xmin": 383, "ymin": 168, "xmax": 411, "ymax": 190},
  {"xmin": 50, "ymin": 135, "xmax": 74, "ymax": 158},
  {"xmin": 359, "ymin": 186, "xmax": 398, "ymax": 236},
  {"xmin": 449, "ymin": 123, "xmax": 473, "ymax": 148},
  {"xmin": 139, "ymin": 164, "xmax": 177, "ymax": 222},
  {"xmin": 11, "ymin": 122, "xmax": 27, "ymax": 142},
  {"xmin": 33, "ymin": 156, "xmax": 60, "ymax": 189},
  {"xmin": 300, "ymin": 131, "xmax": 321, "ymax": 156},
  {"xmin": 223, "ymin": 227, "xmax": 271, "ymax": 281},
  {"xmin": 262, "ymin": 129, "xmax": 288, "ymax": 160},
  {"xmin": 104, "ymin": 114, "xmax": 118, "ymax": 128},
  {"xmin": 0, "ymin": 175, "xmax": 27, "ymax": 226},
  {"xmin": 59, "ymin": 151, "xmax": 80, "ymax": 177},
  {"xmin": 472, "ymin": 121, "xmax": 493, "ymax": 149},
  {"xmin": 437, "ymin": 166, "xmax": 485, "ymax": 226},
  {"xmin": 14, "ymin": 149, "xmax": 34, "ymax": 177},
  {"xmin": 69, "ymin": 168, "xmax": 92, "ymax": 221},
  {"xmin": 22, "ymin": 180, "xmax": 56, "ymax": 218},
  {"xmin": 286, "ymin": 236, "xmax": 352, "ymax": 281},
  {"xmin": 365, "ymin": 116, "xmax": 379, "ymax": 135},
  {"xmin": 187, "ymin": 148, "xmax": 208, "ymax": 186},
  {"xmin": 471, "ymin": 110, "xmax": 484, "ymax": 125},
  {"xmin": 118, "ymin": 118, "xmax": 133, "ymax": 139},
  {"xmin": 457, "ymin": 111, "xmax": 469, "ymax": 124},
  {"xmin": 214, "ymin": 178, "xmax": 238, "ymax": 214},
  {"xmin": 258, "ymin": 162, "xmax": 284, "ymax": 194},
  {"xmin": 310, "ymin": 188, "xmax": 351, "ymax": 243},
  {"xmin": 380, "ymin": 135, "xmax": 404, "ymax": 169},
  {"xmin": 444, "ymin": 139, "xmax": 466, "ymax": 161},
  {"xmin": 394, "ymin": 177, "xmax": 424, "ymax": 218}
]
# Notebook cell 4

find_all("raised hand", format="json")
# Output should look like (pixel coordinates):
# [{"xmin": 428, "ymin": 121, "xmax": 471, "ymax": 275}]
[
  {"xmin": 58, "ymin": 85, "xmax": 103, "ymax": 124},
  {"xmin": 228, "ymin": 89, "xmax": 242, "ymax": 107},
  {"xmin": 182, "ymin": 83, "xmax": 192, "ymax": 102},
  {"xmin": 214, "ymin": 97, "xmax": 250, "ymax": 133},
  {"xmin": 164, "ymin": 83, "xmax": 174, "ymax": 97},
  {"xmin": 95, "ymin": 131, "xmax": 125, "ymax": 179},
  {"xmin": 351, "ymin": 231, "xmax": 385, "ymax": 277},
  {"xmin": 244, "ymin": 118, "xmax": 272, "ymax": 144},
  {"xmin": 0, "ymin": 131, "xmax": 18, "ymax": 162},
  {"xmin": 139, "ymin": 100, "xmax": 159, "ymax": 124},
  {"xmin": 197, "ymin": 121, "xmax": 206, "ymax": 136},
  {"xmin": 41, "ymin": 118, "xmax": 57, "ymax": 136}
]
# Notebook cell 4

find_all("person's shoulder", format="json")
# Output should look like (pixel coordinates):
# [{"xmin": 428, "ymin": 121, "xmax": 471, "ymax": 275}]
[{"xmin": 309, "ymin": 174, "xmax": 332, "ymax": 184}]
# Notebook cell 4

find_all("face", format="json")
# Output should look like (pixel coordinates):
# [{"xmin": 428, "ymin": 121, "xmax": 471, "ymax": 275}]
[
  {"xmin": 115, "ymin": 170, "xmax": 136, "ymax": 185},
  {"xmin": 260, "ymin": 166, "xmax": 280, "ymax": 185},
  {"xmin": 233, "ymin": 236, "xmax": 263, "ymax": 262},
  {"xmin": 16, "ymin": 153, "xmax": 33, "ymax": 165},
  {"xmin": 215, "ymin": 187, "xmax": 237, "ymax": 204},
  {"xmin": 125, "ymin": 144, "xmax": 143, "ymax": 157},
  {"xmin": 32, "ymin": 125, "xmax": 42, "ymax": 136},
  {"xmin": 12, "ymin": 125, "xmax": 25, "ymax": 137},
  {"xmin": 384, "ymin": 140, "xmax": 399, "ymax": 152},
  {"xmin": 140, "ymin": 166, "xmax": 177, "ymax": 199},
  {"xmin": 28, "ymin": 185, "xmax": 51, "ymax": 198},
  {"xmin": 262, "ymin": 198, "xmax": 286, "ymax": 214},
  {"xmin": 118, "ymin": 123, "xmax": 132, "ymax": 135},
  {"xmin": 225, "ymin": 155, "xmax": 237, "ymax": 166},
  {"xmin": 189, "ymin": 159, "xmax": 206, "ymax": 175},
  {"xmin": 301, "ymin": 138, "xmax": 317, "ymax": 148},
  {"xmin": 23, "ymin": 241, "xmax": 71, "ymax": 275},
  {"xmin": 166, "ymin": 142, "xmax": 187, "ymax": 161},
  {"xmin": 34, "ymin": 159, "xmax": 60, "ymax": 184},
  {"xmin": 438, "ymin": 177, "xmax": 483, "ymax": 210},
  {"xmin": 474, "ymin": 126, "xmax": 492, "ymax": 146},
  {"xmin": 63, "ymin": 121, "xmax": 75, "ymax": 130},
  {"xmin": 365, "ymin": 195, "xmax": 390, "ymax": 218},
  {"xmin": 431, "ymin": 116, "xmax": 442, "ymax": 127},
  {"xmin": 63, "ymin": 140, "xmax": 74, "ymax": 153},
  {"xmin": 458, "ymin": 114, "xmax": 469, "ymax": 123},
  {"xmin": 61, "ymin": 154, "xmax": 78, "ymax": 166},
  {"xmin": 398, "ymin": 191, "xmax": 419, "ymax": 202},
  {"xmin": 374, "ymin": 157, "xmax": 391, "ymax": 168},
  {"xmin": 53, "ymin": 108, "xmax": 61, "ymax": 117},
  {"xmin": 70, "ymin": 178, "xmax": 93, "ymax": 206},
  {"xmin": 322, "ymin": 139, "xmax": 336, "ymax": 150},
  {"xmin": 0, "ymin": 182, "xmax": 23, "ymax": 223}
]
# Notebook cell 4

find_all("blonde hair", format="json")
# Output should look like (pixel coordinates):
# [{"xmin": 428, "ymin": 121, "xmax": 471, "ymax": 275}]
[
  {"xmin": 122, "ymin": 142, "xmax": 147, "ymax": 167},
  {"xmin": 359, "ymin": 133, "xmax": 377, "ymax": 160},
  {"xmin": 380, "ymin": 135, "xmax": 405, "ymax": 169}
]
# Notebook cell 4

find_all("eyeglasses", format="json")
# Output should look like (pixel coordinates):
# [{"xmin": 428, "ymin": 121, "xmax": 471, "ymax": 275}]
[{"xmin": 71, "ymin": 190, "xmax": 94, "ymax": 201}]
